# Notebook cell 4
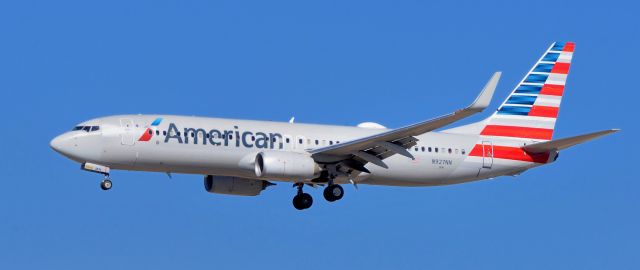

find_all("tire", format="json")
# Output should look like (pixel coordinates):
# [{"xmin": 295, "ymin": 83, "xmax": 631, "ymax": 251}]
[
  {"xmin": 323, "ymin": 186, "xmax": 336, "ymax": 202},
  {"xmin": 323, "ymin": 185, "xmax": 344, "ymax": 202},
  {"xmin": 101, "ymin": 179, "xmax": 112, "ymax": 190},
  {"xmin": 300, "ymin": 193, "xmax": 313, "ymax": 209},
  {"xmin": 293, "ymin": 193, "xmax": 313, "ymax": 210},
  {"xmin": 292, "ymin": 195, "xmax": 304, "ymax": 210}
]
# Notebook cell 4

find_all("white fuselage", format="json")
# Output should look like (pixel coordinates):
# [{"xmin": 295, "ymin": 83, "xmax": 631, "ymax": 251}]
[{"xmin": 50, "ymin": 114, "xmax": 549, "ymax": 187}]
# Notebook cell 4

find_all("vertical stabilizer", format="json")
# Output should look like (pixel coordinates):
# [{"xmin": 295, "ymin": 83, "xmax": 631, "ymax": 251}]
[{"xmin": 447, "ymin": 42, "xmax": 575, "ymax": 142}]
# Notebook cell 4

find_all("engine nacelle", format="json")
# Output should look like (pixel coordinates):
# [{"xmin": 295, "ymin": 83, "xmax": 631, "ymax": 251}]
[
  {"xmin": 254, "ymin": 151, "xmax": 320, "ymax": 181},
  {"xmin": 204, "ymin": 175, "xmax": 272, "ymax": 196}
]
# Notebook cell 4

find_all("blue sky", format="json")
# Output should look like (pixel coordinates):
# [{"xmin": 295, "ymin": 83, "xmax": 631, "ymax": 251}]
[{"xmin": 0, "ymin": 0, "xmax": 638, "ymax": 269}]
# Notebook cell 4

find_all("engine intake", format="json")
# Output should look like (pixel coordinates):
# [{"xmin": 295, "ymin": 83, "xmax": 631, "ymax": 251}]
[
  {"xmin": 204, "ymin": 175, "xmax": 273, "ymax": 196},
  {"xmin": 254, "ymin": 151, "xmax": 320, "ymax": 181}
]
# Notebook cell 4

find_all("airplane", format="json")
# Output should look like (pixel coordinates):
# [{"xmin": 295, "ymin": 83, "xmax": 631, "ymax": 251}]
[{"xmin": 50, "ymin": 42, "xmax": 619, "ymax": 210}]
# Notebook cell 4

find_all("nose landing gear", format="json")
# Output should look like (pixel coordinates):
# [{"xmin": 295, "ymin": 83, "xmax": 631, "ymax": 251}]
[{"xmin": 81, "ymin": 163, "xmax": 113, "ymax": 191}]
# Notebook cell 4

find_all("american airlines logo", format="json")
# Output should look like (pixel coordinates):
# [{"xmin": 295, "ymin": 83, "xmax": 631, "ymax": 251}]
[
  {"xmin": 138, "ymin": 118, "xmax": 163, "ymax": 142},
  {"xmin": 139, "ymin": 119, "xmax": 284, "ymax": 150}
]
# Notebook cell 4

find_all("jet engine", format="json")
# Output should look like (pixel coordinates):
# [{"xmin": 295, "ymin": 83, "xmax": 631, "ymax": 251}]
[
  {"xmin": 204, "ymin": 175, "xmax": 273, "ymax": 196},
  {"xmin": 254, "ymin": 151, "xmax": 320, "ymax": 181}
]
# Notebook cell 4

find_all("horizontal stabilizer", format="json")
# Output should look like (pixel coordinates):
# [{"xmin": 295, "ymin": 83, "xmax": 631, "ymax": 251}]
[{"xmin": 523, "ymin": 129, "xmax": 620, "ymax": 153}]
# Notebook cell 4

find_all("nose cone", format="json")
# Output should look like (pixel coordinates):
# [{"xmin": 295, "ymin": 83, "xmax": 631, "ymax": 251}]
[
  {"xmin": 50, "ymin": 133, "xmax": 73, "ymax": 156},
  {"xmin": 50, "ymin": 131, "xmax": 105, "ymax": 163}
]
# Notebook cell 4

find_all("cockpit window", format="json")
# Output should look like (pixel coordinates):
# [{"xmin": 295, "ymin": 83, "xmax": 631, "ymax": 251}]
[{"xmin": 72, "ymin": 126, "xmax": 100, "ymax": 132}]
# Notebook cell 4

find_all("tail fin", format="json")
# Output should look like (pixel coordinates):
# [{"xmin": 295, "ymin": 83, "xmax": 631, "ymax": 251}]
[{"xmin": 448, "ymin": 42, "xmax": 575, "ymax": 141}]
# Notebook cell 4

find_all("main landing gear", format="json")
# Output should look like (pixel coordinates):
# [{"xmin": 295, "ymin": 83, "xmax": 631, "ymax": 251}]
[
  {"xmin": 292, "ymin": 183, "xmax": 313, "ymax": 210},
  {"xmin": 292, "ymin": 182, "xmax": 345, "ymax": 210},
  {"xmin": 323, "ymin": 184, "xmax": 344, "ymax": 202}
]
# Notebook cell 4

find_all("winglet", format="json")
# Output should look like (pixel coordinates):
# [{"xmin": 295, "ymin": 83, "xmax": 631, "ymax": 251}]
[{"xmin": 467, "ymin": 72, "xmax": 501, "ymax": 111}]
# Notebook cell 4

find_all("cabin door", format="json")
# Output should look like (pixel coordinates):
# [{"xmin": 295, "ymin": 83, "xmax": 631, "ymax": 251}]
[
  {"xmin": 120, "ymin": 118, "xmax": 135, "ymax": 146},
  {"xmin": 482, "ymin": 141, "xmax": 493, "ymax": 169}
]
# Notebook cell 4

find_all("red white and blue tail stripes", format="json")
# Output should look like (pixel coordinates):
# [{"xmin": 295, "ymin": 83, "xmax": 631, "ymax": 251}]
[
  {"xmin": 483, "ymin": 42, "xmax": 573, "ymax": 141},
  {"xmin": 469, "ymin": 42, "xmax": 574, "ymax": 164}
]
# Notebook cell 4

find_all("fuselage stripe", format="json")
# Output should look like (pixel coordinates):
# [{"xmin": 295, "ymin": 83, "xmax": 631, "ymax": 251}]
[{"xmin": 468, "ymin": 144, "xmax": 550, "ymax": 163}]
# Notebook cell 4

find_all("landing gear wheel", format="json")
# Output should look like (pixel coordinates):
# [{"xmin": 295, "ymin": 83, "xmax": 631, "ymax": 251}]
[
  {"xmin": 323, "ymin": 184, "xmax": 344, "ymax": 202},
  {"xmin": 100, "ymin": 179, "xmax": 112, "ymax": 190},
  {"xmin": 292, "ymin": 193, "xmax": 313, "ymax": 210}
]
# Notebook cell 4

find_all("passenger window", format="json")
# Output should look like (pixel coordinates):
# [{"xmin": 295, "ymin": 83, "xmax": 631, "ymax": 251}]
[
  {"xmin": 163, "ymin": 131, "xmax": 167, "ymax": 136},
  {"xmin": 286, "ymin": 138, "xmax": 290, "ymax": 143},
  {"xmin": 229, "ymin": 135, "xmax": 233, "ymax": 139},
  {"xmin": 299, "ymin": 139, "xmax": 303, "ymax": 144},
  {"xmin": 421, "ymin": 146, "xmax": 425, "ymax": 152},
  {"xmin": 435, "ymin": 148, "xmax": 439, "ymax": 153},
  {"xmin": 315, "ymin": 140, "xmax": 319, "ymax": 145},
  {"xmin": 156, "ymin": 130, "xmax": 160, "ymax": 135},
  {"xmin": 329, "ymin": 141, "xmax": 333, "ymax": 145},
  {"xmin": 461, "ymin": 149, "xmax": 466, "ymax": 155},
  {"xmin": 149, "ymin": 130, "xmax": 153, "ymax": 135},
  {"xmin": 448, "ymin": 148, "xmax": 452, "ymax": 154},
  {"xmin": 428, "ymin": 147, "xmax": 432, "ymax": 152},
  {"xmin": 414, "ymin": 147, "xmax": 418, "ymax": 151}
]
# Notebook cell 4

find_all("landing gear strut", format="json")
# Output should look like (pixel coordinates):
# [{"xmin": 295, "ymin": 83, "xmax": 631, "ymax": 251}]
[
  {"xmin": 81, "ymin": 163, "xmax": 112, "ymax": 191},
  {"xmin": 292, "ymin": 183, "xmax": 313, "ymax": 210},
  {"xmin": 323, "ymin": 184, "xmax": 344, "ymax": 202},
  {"xmin": 100, "ymin": 177, "xmax": 112, "ymax": 191}
]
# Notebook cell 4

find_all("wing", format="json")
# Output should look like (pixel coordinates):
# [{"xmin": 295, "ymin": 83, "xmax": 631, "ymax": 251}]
[{"xmin": 309, "ymin": 72, "xmax": 501, "ymax": 172}]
